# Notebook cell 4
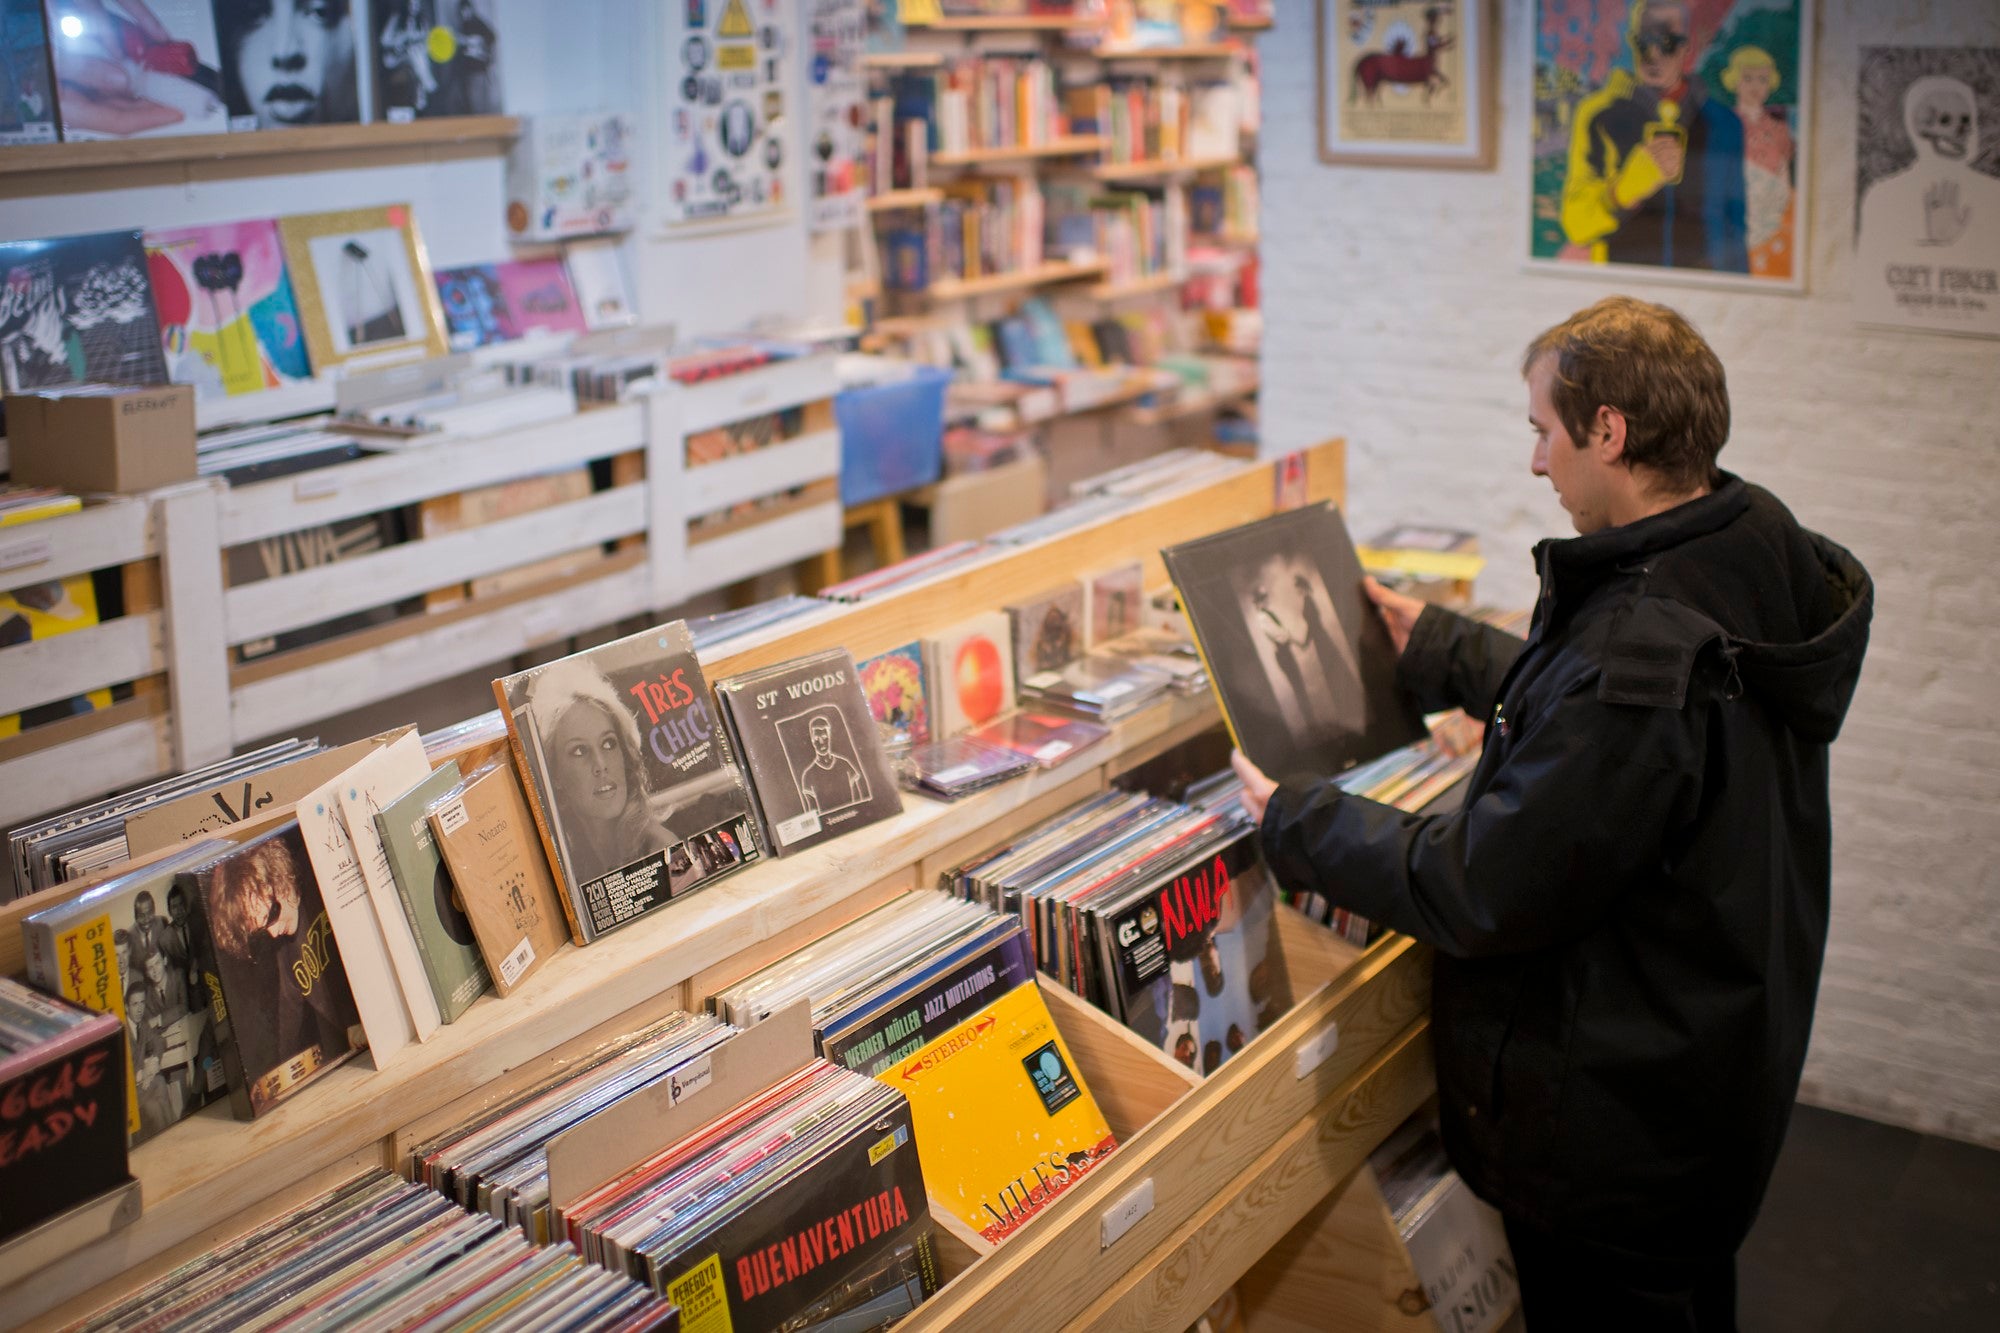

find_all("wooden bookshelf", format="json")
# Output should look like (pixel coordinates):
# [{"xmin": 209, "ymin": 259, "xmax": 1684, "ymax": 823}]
[
  {"xmin": 1097, "ymin": 43, "xmax": 1242, "ymax": 61},
  {"xmin": 906, "ymin": 15, "xmax": 1104, "ymax": 32},
  {"xmin": 860, "ymin": 51, "xmax": 946, "ymax": 69},
  {"xmin": 867, "ymin": 187, "xmax": 946, "ymax": 211},
  {"xmin": 1094, "ymin": 152, "xmax": 1241, "ymax": 182},
  {"xmin": 932, "ymin": 134, "xmax": 1110, "ymax": 167},
  {"xmin": 0, "ymin": 116, "xmax": 519, "ymax": 179},
  {"xmin": 1087, "ymin": 270, "xmax": 1185, "ymax": 301},
  {"xmin": 1126, "ymin": 379, "xmax": 1260, "ymax": 427},
  {"xmin": 927, "ymin": 258, "xmax": 1108, "ymax": 300}
]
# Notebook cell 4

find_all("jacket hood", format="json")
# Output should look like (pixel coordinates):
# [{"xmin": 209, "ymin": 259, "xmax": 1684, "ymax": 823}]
[{"xmin": 1728, "ymin": 527, "xmax": 1872, "ymax": 744}]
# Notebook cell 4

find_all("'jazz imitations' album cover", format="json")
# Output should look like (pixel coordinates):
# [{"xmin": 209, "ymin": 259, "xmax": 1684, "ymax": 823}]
[
  {"xmin": 495, "ymin": 621, "xmax": 761, "ymax": 943},
  {"xmin": 1163, "ymin": 502, "xmax": 1424, "ymax": 782}
]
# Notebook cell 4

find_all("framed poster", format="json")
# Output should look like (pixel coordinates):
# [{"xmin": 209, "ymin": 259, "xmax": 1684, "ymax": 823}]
[
  {"xmin": 1530, "ymin": 0, "xmax": 1811, "ymax": 291},
  {"xmin": 1854, "ymin": 47, "xmax": 2000, "ymax": 340},
  {"xmin": 1318, "ymin": 0, "xmax": 1494, "ymax": 168},
  {"xmin": 663, "ymin": 0, "xmax": 792, "ymax": 230},
  {"xmin": 278, "ymin": 205, "xmax": 448, "ymax": 372},
  {"xmin": 805, "ymin": 0, "xmax": 867, "ymax": 233}
]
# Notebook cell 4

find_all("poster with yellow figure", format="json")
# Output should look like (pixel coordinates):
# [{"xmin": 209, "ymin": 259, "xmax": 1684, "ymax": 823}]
[
  {"xmin": 0, "ymin": 574, "xmax": 112, "ymax": 737},
  {"xmin": 145, "ymin": 220, "xmax": 314, "ymax": 400}
]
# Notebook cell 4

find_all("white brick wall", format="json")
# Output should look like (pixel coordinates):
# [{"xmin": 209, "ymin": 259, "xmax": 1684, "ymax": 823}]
[{"xmin": 1260, "ymin": 0, "xmax": 2000, "ymax": 1147}]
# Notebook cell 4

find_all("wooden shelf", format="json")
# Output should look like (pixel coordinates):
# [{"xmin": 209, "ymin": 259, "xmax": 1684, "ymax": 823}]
[
  {"xmin": 861, "ymin": 51, "xmax": 947, "ymax": 69},
  {"xmin": 1191, "ymin": 230, "xmax": 1260, "ymax": 248},
  {"xmin": 933, "ymin": 135, "xmax": 1109, "ymax": 167},
  {"xmin": 1229, "ymin": 16, "xmax": 1274, "ymax": 31},
  {"xmin": 1094, "ymin": 153, "xmax": 1241, "ymax": 182},
  {"xmin": 867, "ymin": 187, "xmax": 945, "ymax": 211},
  {"xmin": 1126, "ymin": 380, "xmax": 1260, "ymax": 427},
  {"xmin": 1087, "ymin": 270, "xmax": 1184, "ymax": 301},
  {"xmin": 0, "ymin": 115, "xmax": 519, "ymax": 178},
  {"xmin": 907, "ymin": 15, "xmax": 1103, "ymax": 32},
  {"xmin": 1097, "ymin": 43, "xmax": 1241, "ymax": 61},
  {"xmin": 928, "ymin": 259, "xmax": 1108, "ymax": 300}
]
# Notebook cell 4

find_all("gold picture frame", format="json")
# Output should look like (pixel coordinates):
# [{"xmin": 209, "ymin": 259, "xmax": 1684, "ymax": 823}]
[
  {"xmin": 278, "ymin": 204, "xmax": 449, "ymax": 371},
  {"xmin": 1317, "ymin": 0, "xmax": 1497, "ymax": 169}
]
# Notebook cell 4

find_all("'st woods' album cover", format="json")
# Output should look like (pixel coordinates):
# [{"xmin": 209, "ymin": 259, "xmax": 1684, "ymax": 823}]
[
  {"xmin": 495, "ymin": 622, "xmax": 761, "ymax": 943},
  {"xmin": 1104, "ymin": 831, "xmax": 1291, "ymax": 1078},
  {"xmin": 1162, "ymin": 502, "xmax": 1424, "ymax": 782},
  {"xmin": 714, "ymin": 649, "xmax": 903, "ymax": 857},
  {"xmin": 0, "ymin": 230, "xmax": 169, "ymax": 394}
]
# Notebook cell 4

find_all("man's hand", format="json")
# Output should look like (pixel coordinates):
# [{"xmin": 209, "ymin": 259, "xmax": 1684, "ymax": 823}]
[
  {"xmin": 1231, "ymin": 749, "xmax": 1278, "ymax": 825},
  {"xmin": 1645, "ymin": 135, "xmax": 1685, "ymax": 186},
  {"xmin": 1363, "ymin": 577, "xmax": 1425, "ymax": 656}
]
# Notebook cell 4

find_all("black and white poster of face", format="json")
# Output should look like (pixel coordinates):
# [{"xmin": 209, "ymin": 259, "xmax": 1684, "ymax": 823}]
[
  {"xmin": 216, "ymin": 0, "xmax": 362, "ymax": 129},
  {"xmin": 307, "ymin": 229, "xmax": 421, "ymax": 356},
  {"xmin": 1854, "ymin": 47, "xmax": 2000, "ymax": 338}
]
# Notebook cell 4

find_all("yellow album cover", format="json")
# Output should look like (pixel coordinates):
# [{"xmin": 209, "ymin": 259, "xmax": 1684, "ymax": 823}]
[
  {"xmin": 0, "ymin": 574, "xmax": 113, "ymax": 737},
  {"xmin": 881, "ymin": 980, "xmax": 1117, "ymax": 1244}
]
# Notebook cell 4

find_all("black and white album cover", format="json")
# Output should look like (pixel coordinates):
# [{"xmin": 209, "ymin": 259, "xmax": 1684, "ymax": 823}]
[
  {"xmin": 495, "ymin": 621, "xmax": 761, "ymax": 942},
  {"xmin": 0, "ymin": 230, "xmax": 167, "ymax": 393},
  {"xmin": 715, "ymin": 648, "xmax": 903, "ymax": 856},
  {"xmin": 372, "ymin": 0, "xmax": 502, "ymax": 121},
  {"xmin": 214, "ymin": 0, "xmax": 361, "ymax": 129},
  {"xmin": 1163, "ymin": 503, "xmax": 1424, "ymax": 783}
]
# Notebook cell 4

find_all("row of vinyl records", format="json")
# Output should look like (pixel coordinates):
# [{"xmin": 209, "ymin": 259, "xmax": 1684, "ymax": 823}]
[
  {"xmin": 1, "ymin": 723, "xmax": 1470, "ymax": 1329},
  {"xmin": 871, "ymin": 63, "xmax": 1249, "ymax": 193}
]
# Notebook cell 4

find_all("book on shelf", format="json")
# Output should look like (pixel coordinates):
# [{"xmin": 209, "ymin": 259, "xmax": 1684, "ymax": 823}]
[
  {"xmin": 713, "ymin": 649, "xmax": 904, "ymax": 857},
  {"xmin": 1163, "ymin": 502, "xmax": 1425, "ymax": 784},
  {"xmin": 179, "ymin": 822, "xmax": 366, "ymax": 1118},
  {"xmin": 494, "ymin": 621, "xmax": 762, "ymax": 944},
  {"xmin": 426, "ymin": 756, "xmax": 569, "ymax": 997},
  {"xmin": 374, "ymin": 761, "xmax": 492, "ymax": 1025},
  {"xmin": 20, "ymin": 840, "xmax": 235, "ymax": 1145}
]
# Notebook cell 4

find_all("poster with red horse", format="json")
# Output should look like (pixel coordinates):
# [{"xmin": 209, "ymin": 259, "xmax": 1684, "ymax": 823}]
[{"xmin": 1319, "ymin": 0, "xmax": 1493, "ymax": 167}]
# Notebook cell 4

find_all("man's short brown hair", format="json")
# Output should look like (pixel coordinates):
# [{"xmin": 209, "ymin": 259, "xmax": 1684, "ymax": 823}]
[{"xmin": 1522, "ymin": 296, "xmax": 1729, "ymax": 494}]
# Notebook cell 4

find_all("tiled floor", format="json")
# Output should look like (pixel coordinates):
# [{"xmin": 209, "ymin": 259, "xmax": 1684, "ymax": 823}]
[{"xmin": 1738, "ymin": 1104, "xmax": 2000, "ymax": 1332}]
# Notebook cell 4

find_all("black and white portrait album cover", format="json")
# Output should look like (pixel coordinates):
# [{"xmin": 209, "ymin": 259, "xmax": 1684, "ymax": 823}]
[
  {"xmin": 714, "ymin": 648, "xmax": 903, "ymax": 856},
  {"xmin": 494, "ymin": 621, "xmax": 761, "ymax": 943},
  {"xmin": 1162, "ymin": 503, "xmax": 1424, "ymax": 783}
]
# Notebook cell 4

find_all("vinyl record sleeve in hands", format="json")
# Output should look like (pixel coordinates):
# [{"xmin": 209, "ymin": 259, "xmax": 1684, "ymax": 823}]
[{"xmin": 1162, "ymin": 502, "xmax": 1425, "ymax": 782}]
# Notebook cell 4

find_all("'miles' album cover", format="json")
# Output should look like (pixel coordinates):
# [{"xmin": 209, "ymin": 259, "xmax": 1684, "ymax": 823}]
[
  {"xmin": 0, "ymin": 230, "xmax": 168, "ymax": 393},
  {"xmin": 1162, "ymin": 502, "xmax": 1423, "ymax": 782},
  {"xmin": 715, "ymin": 648, "xmax": 902, "ymax": 857},
  {"xmin": 495, "ymin": 621, "xmax": 761, "ymax": 943},
  {"xmin": 1098, "ymin": 829, "xmax": 1292, "ymax": 1078}
]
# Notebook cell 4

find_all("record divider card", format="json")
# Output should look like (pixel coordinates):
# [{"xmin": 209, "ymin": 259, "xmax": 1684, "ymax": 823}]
[{"xmin": 544, "ymin": 1000, "xmax": 815, "ymax": 1215}]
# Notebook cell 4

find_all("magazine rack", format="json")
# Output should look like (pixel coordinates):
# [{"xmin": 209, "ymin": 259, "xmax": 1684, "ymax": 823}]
[{"xmin": 4, "ymin": 440, "xmax": 1451, "ymax": 1333}]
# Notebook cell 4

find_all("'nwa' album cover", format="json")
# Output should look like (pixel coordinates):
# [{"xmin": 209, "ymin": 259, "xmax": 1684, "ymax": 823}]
[
  {"xmin": 1162, "ymin": 502, "xmax": 1424, "ymax": 782},
  {"xmin": 0, "ymin": 230, "xmax": 168, "ymax": 394},
  {"xmin": 495, "ymin": 621, "xmax": 761, "ymax": 942},
  {"xmin": 1102, "ymin": 829, "xmax": 1291, "ymax": 1078},
  {"xmin": 715, "ymin": 648, "xmax": 903, "ymax": 857}
]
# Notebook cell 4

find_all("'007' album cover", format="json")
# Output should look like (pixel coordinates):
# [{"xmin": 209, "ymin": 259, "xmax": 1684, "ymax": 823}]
[
  {"xmin": 1162, "ymin": 502, "xmax": 1424, "ymax": 782},
  {"xmin": 495, "ymin": 621, "xmax": 762, "ymax": 943}
]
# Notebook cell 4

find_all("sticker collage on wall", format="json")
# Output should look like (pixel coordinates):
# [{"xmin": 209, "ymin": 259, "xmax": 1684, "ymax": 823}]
[
  {"xmin": 805, "ymin": 0, "xmax": 867, "ymax": 233},
  {"xmin": 666, "ymin": 0, "xmax": 794, "ymax": 228}
]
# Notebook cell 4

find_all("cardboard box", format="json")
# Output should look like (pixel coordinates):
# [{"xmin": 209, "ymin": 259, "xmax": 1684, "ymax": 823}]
[
  {"xmin": 920, "ymin": 452, "xmax": 1048, "ymax": 545},
  {"xmin": 7, "ymin": 386, "xmax": 196, "ymax": 493}
]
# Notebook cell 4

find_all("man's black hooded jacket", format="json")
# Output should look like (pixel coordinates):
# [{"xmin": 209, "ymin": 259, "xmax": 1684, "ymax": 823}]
[{"xmin": 1258, "ymin": 475, "xmax": 1872, "ymax": 1259}]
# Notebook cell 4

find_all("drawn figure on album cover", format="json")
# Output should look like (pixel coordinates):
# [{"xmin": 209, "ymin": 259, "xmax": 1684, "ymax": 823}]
[
  {"xmin": 780, "ymin": 708, "xmax": 869, "ymax": 816},
  {"xmin": 334, "ymin": 238, "xmax": 407, "ymax": 347},
  {"xmin": 206, "ymin": 835, "xmax": 355, "ymax": 1089},
  {"xmin": 216, "ymin": 0, "xmax": 360, "ymax": 128},
  {"xmin": 1237, "ymin": 554, "xmax": 1357, "ymax": 740}
]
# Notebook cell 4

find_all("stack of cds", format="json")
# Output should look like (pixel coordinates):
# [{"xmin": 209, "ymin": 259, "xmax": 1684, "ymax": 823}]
[
  {"xmin": 896, "ymin": 734, "xmax": 1036, "ymax": 800},
  {"xmin": 816, "ymin": 542, "xmax": 992, "ymax": 604},
  {"xmin": 409, "ymin": 1011, "xmax": 737, "ymax": 1242},
  {"xmin": 967, "ymin": 712, "xmax": 1112, "ymax": 770},
  {"xmin": 4, "ymin": 738, "xmax": 325, "ymax": 901},
  {"xmin": 1095, "ymin": 626, "xmax": 1210, "ymax": 696},
  {"xmin": 562, "ymin": 1059, "xmax": 942, "ymax": 1326},
  {"xmin": 68, "ymin": 1170, "xmax": 678, "ymax": 1332},
  {"xmin": 709, "ymin": 893, "xmax": 1118, "ymax": 1245},
  {"xmin": 1018, "ymin": 652, "xmax": 1175, "ymax": 721},
  {"xmin": 945, "ymin": 791, "xmax": 1294, "ymax": 1078}
]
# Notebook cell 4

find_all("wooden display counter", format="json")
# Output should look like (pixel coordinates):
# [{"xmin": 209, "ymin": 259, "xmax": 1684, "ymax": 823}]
[{"xmin": 2, "ymin": 440, "xmax": 1444, "ymax": 1333}]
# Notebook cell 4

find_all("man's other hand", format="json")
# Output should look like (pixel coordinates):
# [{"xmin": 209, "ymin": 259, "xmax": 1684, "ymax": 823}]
[
  {"xmin": 1231, "ymin": 749, "xmax": 1278, "ymax": 825},
  {"xmin": 1363, "ymin": 577, "xmax": 1425, "ymax": 656}
]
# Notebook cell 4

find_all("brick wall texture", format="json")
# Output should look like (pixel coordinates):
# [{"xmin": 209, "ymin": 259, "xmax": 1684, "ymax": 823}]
[{"xmin": 1260, "ymin": 0, "xmax": 2000, "ymax": 1147}]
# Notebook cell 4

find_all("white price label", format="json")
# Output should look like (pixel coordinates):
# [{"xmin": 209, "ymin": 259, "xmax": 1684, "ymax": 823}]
[
  {"xmin": 1033, "ymin": 740, "xmax": 1072, "ymax": 762},
  {"xmin": 0, "ymin": 539, "xmax": 52, "ymax": 573},
  {"xmin": 498, "ymin": 937, "xmax": 535, "ymax": 987},
  {"xmin": 1095, "ymin": 681, "xmax": 1134, "ymax": 699},
  {"xmin": 1025, "ymin": 671, "xmax": 1063, "ymax": 690},
  {"xmin": 776, "ymin": 810, "xmax": 823, "ymax": 845},
  {"xmin": 436, "ymin": 798, "xmax": 469, "ymax": 836},
  {"xmin": 928, "ymin": 763, "xmax": 980, "ymax": 785},
  {"xmin": 668, "ymin": 1054, "xmax": 714, "ymax": 1106},
  {"xmin": 293, "ymin": 475, "xmax": 340, "ymax": 501},
  {"xmin": 1099, "ymin": 1178, "xmax": 1155, "ymax": 1250},
  {"xmin": 1294, "ymin": 1023, "xmax": 1340, "ymax": 1080}
]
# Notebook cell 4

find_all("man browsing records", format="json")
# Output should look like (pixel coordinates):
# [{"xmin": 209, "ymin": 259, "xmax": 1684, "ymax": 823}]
[{"xmin": 1231, "ymin": 297, "xmax": 1872, "ymax": 1331}]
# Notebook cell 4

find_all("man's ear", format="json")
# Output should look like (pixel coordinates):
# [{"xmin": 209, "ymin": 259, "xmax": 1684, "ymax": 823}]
[{"xmin": 1594, "ymin": 404, "xmax": 1628, "ymax": 464}]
